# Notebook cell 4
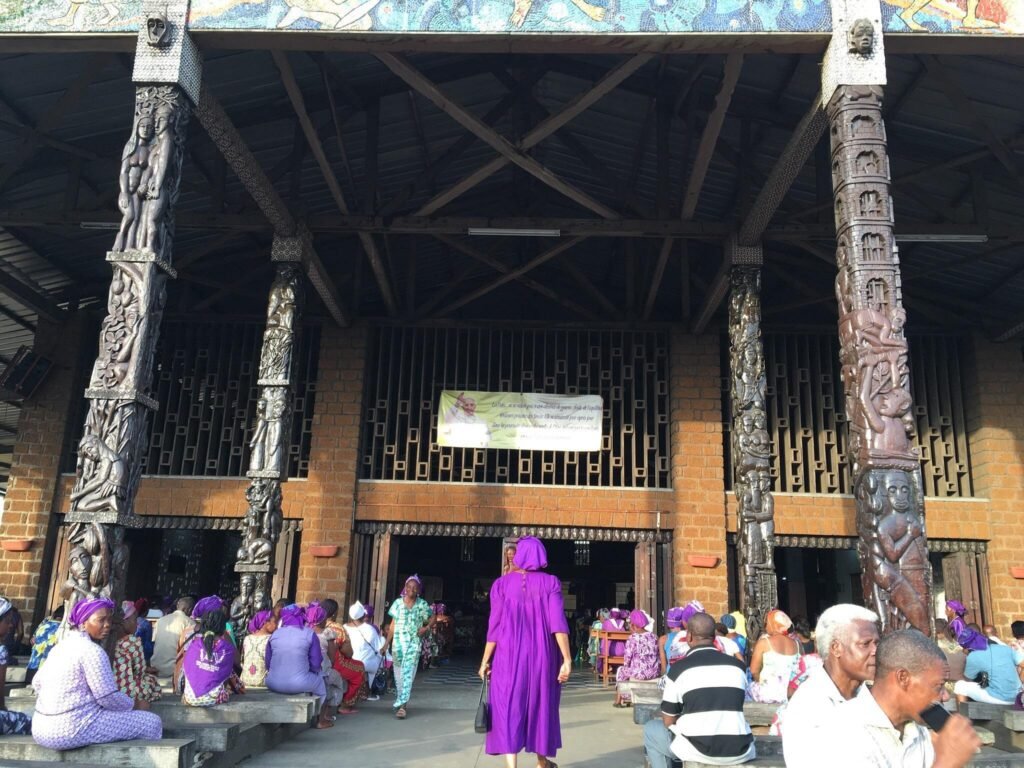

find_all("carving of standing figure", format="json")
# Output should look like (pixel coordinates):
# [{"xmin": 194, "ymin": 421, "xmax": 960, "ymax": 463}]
[
  {"xmin": 262, "ymin": 394, "xmax": 288, "ymax": 475},
  {"xmin": 138, "ymin": 105, "xmax": 175, "ymax": 256},
  {"xmin": 249, "ymin": 398, "xmax": 268, "ymax": 472},
  {"xmin": 71, "ymin": 434, "xmax": 129, "ymax": 516},
  {"xmin": 114, "ymin": 116, "xmax": 155, "ymax": 252}
]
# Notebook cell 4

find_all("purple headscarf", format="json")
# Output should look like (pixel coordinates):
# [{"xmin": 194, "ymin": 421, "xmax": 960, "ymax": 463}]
[
  {"xmin": 183, "ymin": 630, "xmax": 236, "ymax": 698},
  {"xmin": 629, "ymin": 609, "xmax": 649, "ymax": 631},
  {"xmin": 192, "ymin": 595, "xmax": 225, "ymax": 619},
  {"xmin": 365, "ymin": 604, "xmax": 375, "ymax": 618},
  {"xmin": 279, "ymin": 604, "xmax": 305, "ymax": 628},
  {"xmin": 609, "ymin": 608, "xmax": 625, "ymax": 621},
  {"xmin": 305, "ymin": 602, "xmax": 327, "ymax": 627},
  {"xmin": 679, "ymin": 600, "xmax": 705, "ymax": 627},
  {"xmin": 947, "ymin": 600, "xmax": 967, "ymax": 617},
  {"xmin": 666, "ymin": 607, "xmax": 686, "ymax": 628},
  {"xmin": 69, "ymin": 597, "xmax": 115, "ymax": 628},
  {"xmin": 512, "ymin": 537, "xmax": 548, "ymax": 571},
  {"xmin": 248, "ymin": 610, "xmax": 272, "ymax": 635},
  {"xmin": 404, "ymin": 574, "xmax": 422, "ymax": 589},
  {"xmin": 947, "ymin": 601, "xmax": 988, "ymax": 652}
]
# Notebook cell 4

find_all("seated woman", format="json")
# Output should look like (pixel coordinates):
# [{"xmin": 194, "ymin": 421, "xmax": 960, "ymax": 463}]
[
  {"xmin": 132, "ymin": 598, "xmax": 155, "ymax": 665},
  {"xmin": 174, "ymin": 595, "xmax": 221, "ymax": 695},
  {"xmin": 306, "ymin": 602, "xmax": 347, "ymax": 716},
  {"xmin": 346, "ymin": 600, "xmax": 384, "ymax": 697},
  {"xmin": 747, "ymin": 609, "xmax": 800, "ymax": 704},
  {"xmin": 181, "ymin": 608, "xmax": 243, "ymax": 707},
  {"xmin": 615, "ymin": 609, "xmax": 660, "ymax": 707},
  {"xmin": 113, "ymin": 602, "xmax": 161, "ymax": 708},
  {"xmin": 0, "ymin": 598, "xmax": 32, "ymax": 736},
  {"xmin": 954, "ymin": 625, "xmax": 1022, "ymax": 706},
  {"xmin": 240, "ymin": 609, "xmax": 277, "ymax": 688},
  {"xmin": 265, "ymin": 604, "xmax": 334, "ymax": 729},
  {"xmin": 26, "ymin": 604, "xmax": 63, "ymax": 684},
  {"xmin": 321, "ymin": 598, "xmax": 366, "ymax": 711},
  {"xmin": 32, "ymin": 597, "xmax": 162, "ymax": 749},
  {"xmin": 658, "ymin": 606, "xmax": 686, "ymax": 673}
]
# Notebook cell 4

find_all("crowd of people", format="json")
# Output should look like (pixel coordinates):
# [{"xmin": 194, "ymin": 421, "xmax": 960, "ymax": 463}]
[{"xmin": 5, "ymin": 544, "xmax": 1024, "ymax": 768}]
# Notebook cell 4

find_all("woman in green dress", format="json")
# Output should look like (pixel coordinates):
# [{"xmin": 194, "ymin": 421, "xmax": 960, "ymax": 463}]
[{"xmin": 382, "ymin": 575, "xmax": 434, "ymax": 719}]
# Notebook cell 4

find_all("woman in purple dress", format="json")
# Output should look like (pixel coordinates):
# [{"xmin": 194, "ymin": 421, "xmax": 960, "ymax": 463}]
[
  {"xmin": 479, "ymin": 537, "xmax": 571, "ymax": 768},
  {"xmin": 265, "ymin": 604, "xmax": 334, "ymax": 729},
  {"xmin": 32, "ymin": 597, "xmax": 163, "ymax": 750}
]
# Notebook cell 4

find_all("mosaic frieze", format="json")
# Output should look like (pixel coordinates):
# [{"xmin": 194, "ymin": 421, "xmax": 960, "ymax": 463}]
[{"xmin": 2, "ymin": 0, "xmax": 1019, "ymax": 35}]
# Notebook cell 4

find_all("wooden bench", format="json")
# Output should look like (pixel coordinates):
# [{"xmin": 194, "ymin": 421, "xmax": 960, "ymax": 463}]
[
  {"xmin": 591, "ymin": 628, "xmax": 631, "ymax": 687},
  {"xmin": 0, "ymin": 736, "xmax": 195, "ymax": 768}
]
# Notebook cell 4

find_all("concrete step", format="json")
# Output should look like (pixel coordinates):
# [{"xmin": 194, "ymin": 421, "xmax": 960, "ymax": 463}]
[
  {"xmin": 1005, "ymin": 710, "xmax": 1024, "ymax": 732},
  {"xmin": 0, "ymin": 736, "xmax": 195, "ymax": 768},
  {"xmin": 197, "ymin": 721, "xmax": 309, "ymax": 768},
  {"xmin": 977, "ymin": 727, "xmax": 997, "ymax": 746},
  {"xmin": 163, "ymin": 723, "xmax": 240, "ymax": 753},
  {"xmin": 964, "ymin": 702, "xmax": 1015, "ymax": 722},
  {"xmin": 150, "ymin": 693, "xmax": 316, "ymax": 726},
  {"xmin": 743, "ymin": 703, "xmax": 780, "ymax": 727},
  {"xmin": 6, "ymin": 666, "xmax": 27, "ymax": 683}
]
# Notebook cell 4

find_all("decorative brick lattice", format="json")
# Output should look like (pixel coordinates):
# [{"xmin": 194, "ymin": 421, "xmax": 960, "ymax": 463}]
[{"xmin": 360, "ymin": 327, "xmax": 671, "ymax": 488}]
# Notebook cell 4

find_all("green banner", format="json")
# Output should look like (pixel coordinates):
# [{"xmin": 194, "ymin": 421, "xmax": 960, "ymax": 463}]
[{"xmin": 437, "ymin": 390, "xmax": 602, "ymax": 451}]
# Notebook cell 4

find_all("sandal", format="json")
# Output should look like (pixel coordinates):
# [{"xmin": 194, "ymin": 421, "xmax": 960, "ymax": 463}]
[
  {"xmin": 315, "ymin": 719, "xmax": 334, "ymax": 729},
  {"xmin": 395, "ymin": 706, "xmax": 407, "ymax": 719}
]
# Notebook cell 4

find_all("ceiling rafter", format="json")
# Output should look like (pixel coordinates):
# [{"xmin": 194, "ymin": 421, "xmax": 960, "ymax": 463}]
[
  {"xmin": 272, "ymin": 50, "xmax": 397, "ymax": 316},
  {"xmin": 377, "ymin": 52, "xmax": 630, "ymax": 220}
]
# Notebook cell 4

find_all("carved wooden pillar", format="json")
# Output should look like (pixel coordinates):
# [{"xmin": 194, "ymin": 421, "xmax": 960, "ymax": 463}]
[
  {"xmin": 231, "ymin": 234, "xmax": 306, "ymax": 633},
  {"xmin": 727, "ymin": 240, "xmax": 776, "ymax": 645},
  {"xmin": 823, "ymin": 0, "xmax": 932, "ymax": 634},
  {"xmin": 61, "ymin": 1, "xmax": 200, "ymax": 619}
]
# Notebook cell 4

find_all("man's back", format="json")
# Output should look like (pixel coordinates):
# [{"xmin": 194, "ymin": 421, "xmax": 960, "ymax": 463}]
[
  {"xmin": 152, "ymin": 609, "xmax": 192, "ymax": 676},
  {"xmin": 662, "ymin": 646, "xmax": 755, "ymax": 765},
  {"xmin": 965, "ymin": 643, "xmax": 1021, "ymax": 702}
]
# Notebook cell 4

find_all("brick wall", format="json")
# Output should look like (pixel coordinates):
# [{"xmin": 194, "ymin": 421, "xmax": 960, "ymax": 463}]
[
  {"xmin": 0, "ymin": 314, "xmax": 88, "ymax": 621},
  {"xmin": 965, "ymin": 335, "xmax": 1024, "ymax": 635},
  {"xmin": 669, "ymin": 330, "xmax": 729, "ymax": 617}
]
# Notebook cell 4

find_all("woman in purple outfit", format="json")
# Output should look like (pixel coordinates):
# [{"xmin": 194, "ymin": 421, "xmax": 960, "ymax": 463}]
[
  {"xmin": 479, "ymin": 537, "xmax": 571, "ymax": 768},
  {"xmin": 265, "ymin": 604, "xmax": 334, "ymax": 729},
  {"xmin": 32, "ymin": 597, "xmax": 163, "ymax": 750}
]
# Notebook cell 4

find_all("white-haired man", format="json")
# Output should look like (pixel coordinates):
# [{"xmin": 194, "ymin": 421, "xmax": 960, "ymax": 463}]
[{"xmin": 782, "ymin": 604, "xmax": 879, "ymax": 768}]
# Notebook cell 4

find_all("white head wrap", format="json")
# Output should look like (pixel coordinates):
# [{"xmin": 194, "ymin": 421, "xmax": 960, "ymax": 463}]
[
  {"xmin": 0, "ymin": 597, "xmax": 11, "ymax": 622},
  {"xmin": 349, "ymin": 601, "xmax": 367, "ymax": 620}
]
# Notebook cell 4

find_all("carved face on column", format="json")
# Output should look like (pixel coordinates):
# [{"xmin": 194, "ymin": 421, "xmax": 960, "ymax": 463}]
[
  {"xmin": 146, "ymin": 11, "xmax": 170, "ymax": 47},
  {"xmin": 69, "ymin": 545, "xmax": 92, "ymax": 582},
  {"xmin": 848, "ymin": 19, "xmax": 875, "ymax": 56},
  {"xmin": 881, "ymin": 469, "xmax": 911, "ymax": 514}
]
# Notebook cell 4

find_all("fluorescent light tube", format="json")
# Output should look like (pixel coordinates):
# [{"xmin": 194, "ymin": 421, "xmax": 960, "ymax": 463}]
[{"xmin": 467, "ymin": 228, "xmax": 561, "ymax": 237}]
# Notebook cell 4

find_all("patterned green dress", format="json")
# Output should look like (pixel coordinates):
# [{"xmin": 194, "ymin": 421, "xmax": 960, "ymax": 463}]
[{"xmin": 388, "ymin": 597, "xmax": 432, "ymax": 708}]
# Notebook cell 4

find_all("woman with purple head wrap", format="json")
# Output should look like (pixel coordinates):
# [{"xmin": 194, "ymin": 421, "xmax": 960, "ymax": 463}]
[
  {"xmin": 602, "ymin": 607, "xmax": 628, "ymax": 665},
  {"xmin": 240, "ymin": 610, "xmax": 277, "ymax": 688},
  {"xmin": 382, "ymin": 575, "xmax": 434, "ymax": 719},
  {"xmin": 266, "ymin": 604, "xmax": 333, "ymax": 728},
  {"xmin": 614, "ymin": 609, "xmax": 660, "ymax": 707},
  {"xmin": 192, "ymin": 595, "xmax": 225, "ymax": 620},
  {"xmin": 31, "ymin": 596, "xmax": 163, "ymax": 749},
  {"xmin": 658, "ymin": 607, "xmax": 687, "ymax": 672},
  {"xmin": 480, "ymin": 537, "xmax": 571, "ymax": 767},
  {"xmin": 945, "ymin": 600, "xmax": 988, "ymax": 652}
]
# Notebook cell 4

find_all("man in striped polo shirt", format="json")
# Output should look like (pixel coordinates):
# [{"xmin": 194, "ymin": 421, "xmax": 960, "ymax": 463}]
[{"xmin": 643, "ymin": 612, "xmax": 755, "ymax": 767}]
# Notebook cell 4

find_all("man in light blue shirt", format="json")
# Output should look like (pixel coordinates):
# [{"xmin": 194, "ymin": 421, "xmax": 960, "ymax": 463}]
[{"xmin": 955, "ymin": 640, "xmax": 1022, "ymax": 705}]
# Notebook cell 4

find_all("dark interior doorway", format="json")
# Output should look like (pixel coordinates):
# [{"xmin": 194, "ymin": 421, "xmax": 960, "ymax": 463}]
[
  {"xmin": 389, "ymin": 535, "xmax": 635, "ymax": 653},
  {"xmin": 124, "ymin": 528, "xmax": 242, "ymax": 604},
  {"xmin": 775, "ymin": 546, "xmax": 862, "ymax": 627}
]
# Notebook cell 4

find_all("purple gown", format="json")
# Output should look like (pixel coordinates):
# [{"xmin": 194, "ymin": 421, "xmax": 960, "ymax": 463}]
[{"xmin": 485, "ymin": 566, "xmax": 570, "ymax": 757}]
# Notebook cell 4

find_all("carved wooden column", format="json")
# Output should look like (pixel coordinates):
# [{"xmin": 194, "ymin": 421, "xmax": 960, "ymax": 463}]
[
  {"xmin": 823, "ymin": 0, "xmax": 932, "ymax": 634},
  {"xmin": 231, "ymin": 234, "xmax": 306, "ymax": 632},
  {"xmin": 727, "ymin": 239, "xmax": 776, "ymax": 645},
  {"xmin": 61, "ymin": 1, "xmax": 200, "ymax": 619}
]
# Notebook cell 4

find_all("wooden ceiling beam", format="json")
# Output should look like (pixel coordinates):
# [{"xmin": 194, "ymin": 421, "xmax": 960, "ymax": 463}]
[
  {"xmin": 738, "ymin": 96, "xmax": 826, "ymax": 246},
  {"xmin": 690, "ymin": 251, "xmax": 731, "ymax": 334},
  {"xmin": 434, "ymin": 237, "xmax": 586, "ymax": 317},
  {"xmin": 272, "ymin": 50, "xmax": 397, "ymax": 317},
  {"xmin": 194, "ymin": 85, "xmax": 350, "ymax": 326},
  {"xmin": 378, "ymin": 52, "xmax": 633, "ymax": 220},
  {"xmin": 0, "ymin": 266, "xmax": 64, "ymax": 322},
  {"xmin": 920, "ymin": 54, "xmax": 1023, "ymax": 191},
  {"xmin": 0, "ymin": 53, "xmax": 111, "ymax": 197},
  {"xmin": 433, "ymin": 235, "xmax": 597, "ymax": 320}
]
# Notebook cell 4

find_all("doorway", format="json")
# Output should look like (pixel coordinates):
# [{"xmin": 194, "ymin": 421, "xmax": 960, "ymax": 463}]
[{"xmin": 775, "ymin": 546, "xmax": 862, "ymax": 626}]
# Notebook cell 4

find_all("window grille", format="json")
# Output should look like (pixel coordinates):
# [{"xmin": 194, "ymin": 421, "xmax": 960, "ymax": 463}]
[
  {"xmin": 63, "ymin": 321, "xmax": 320, "ymax": 479},
  {"xmin": 574, "ymin": 540, "xmax": 591, "ymax": 566},
  {"xmin": 724, "ymin": 333, "xmax": 972, "ymax": 497},
  {"xmin": 360, "ymin": 327, "xmax": 671, "ymax": 488}
]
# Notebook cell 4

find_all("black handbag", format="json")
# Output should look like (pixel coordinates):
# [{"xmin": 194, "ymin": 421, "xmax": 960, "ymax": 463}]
[{"xmin": 474, "ymin": 677, "xmax": 491, "ymax": 734}]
